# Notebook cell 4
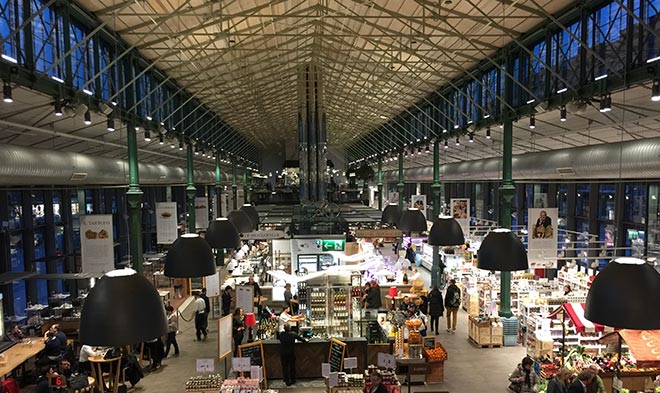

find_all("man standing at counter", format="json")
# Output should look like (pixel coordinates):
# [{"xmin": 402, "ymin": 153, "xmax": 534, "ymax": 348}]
[
  {"xmin": 365, "ymin": 280, "xmax": 382, "ymax": 309},
  {"xmin": 278, "ymin": 323, "xmax": 307, "ymax": 386},
  {"xmin": 278, "ymin": 304, "xmax": 305, "ymax": 334}
]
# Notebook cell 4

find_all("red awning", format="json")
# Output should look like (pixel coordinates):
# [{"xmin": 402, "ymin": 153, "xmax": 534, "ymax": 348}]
[{"xmin": 550, "ymin": 303, "xmax": 617, "ymax": 334}]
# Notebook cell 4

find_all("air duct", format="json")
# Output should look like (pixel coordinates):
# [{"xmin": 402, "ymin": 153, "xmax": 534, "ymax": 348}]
[
  {"xmin": 0, "ymin": 143, "xmax": 235, "ymax": 186},
  {"xmin": 383, "ymin": 137, "xmax": 660, "ymax": 182}
]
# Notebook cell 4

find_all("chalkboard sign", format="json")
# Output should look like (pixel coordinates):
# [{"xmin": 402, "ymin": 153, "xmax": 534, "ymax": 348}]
[
  {"xmin": 328, "ymin": 338, "xmax": 347, "ymax": 372},
  {"xmin": 238, "ymin": 341, "xmax": 267, "ymax": 387},
  {"xmin": 423, "ymin": 336, "xmax": 436, "ymax": 350}
]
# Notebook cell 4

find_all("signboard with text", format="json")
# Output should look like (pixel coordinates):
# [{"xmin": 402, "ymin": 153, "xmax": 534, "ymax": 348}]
[
  {"xmin": 80, "ymin": 215, "xmax": 114, "ymax": 274},
  {"xmin": 156, "ymin": 202, "xmax": 177, "ymax": 244}
]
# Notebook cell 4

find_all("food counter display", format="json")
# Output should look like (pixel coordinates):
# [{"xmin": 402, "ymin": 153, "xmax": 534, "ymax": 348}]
[{"xmin": 261, "ymin": 337, "xmax": 368, "ymax": 379}]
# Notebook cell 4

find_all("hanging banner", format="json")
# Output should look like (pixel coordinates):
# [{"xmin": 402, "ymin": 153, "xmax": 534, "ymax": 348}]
[
  {"xmin": 220, "ymin": 192, "xmax": 228, "ymax": 217},
  {"xmin": 411, "ymin": 195, "xmax": 427, "ymax": 218},
  {"xmin": 450, "ymin": 198, "xmax": 470, "ymax": 237},
  {"xmin": 528, "ymin": 208, "xmax": 558, "ymax": 269},
  {"xmin": 195, "ymin": 197, "xmax": 209, "ymax": 230},
  {"xmin": 156, "ymin": 202, "xmax": 178, "ymax": 244},
  {"xmin": 205, "ymin": 271, "xmax": 221, "ymax": 297},
  {"xmin": 80, "ymin": 215, "xmax": 114, "ymax": 274}
]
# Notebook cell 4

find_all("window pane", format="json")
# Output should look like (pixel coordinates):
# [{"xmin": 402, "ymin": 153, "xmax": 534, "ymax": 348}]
[
  {"xmin": 624, "ymin": 183, "xmax": 647, "ymax": 223},
  {"xmin": 575, "ymin": 184, "xmax": 590, "ymax": 217},
  {"xmin": 598, "ymin": 184, "xmax": 615, "ymax": 221}
]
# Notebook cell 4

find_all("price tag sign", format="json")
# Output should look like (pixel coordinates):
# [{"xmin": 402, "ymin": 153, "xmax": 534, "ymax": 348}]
[
  {"xmin": 250, "ymin": 366, "xmax": 262, "ymax": 381},
  {"xmin": 613, "ymin": 376, "xmax": 623, "ymax": 390},
  {"xmin": 328, "ymin": 372, "xmax": 339, "ymax": 387},
  {"xmin": 232, "ymin": 357, "xmax": 251, "ymax": 372},
  {"xmin": 344, "ymin": 357, "xmax": 357, "ymax": 369},
  {"xmin": 321, "ymin": 363, "xmax": 331, "ymax": 377},
  {"xmin": 196, "ymin": 358, "xmax": 215, "ymax": 373},
  {"xmin": 377, "ymin": 353, "xmax": 396, "ymax": 369}
]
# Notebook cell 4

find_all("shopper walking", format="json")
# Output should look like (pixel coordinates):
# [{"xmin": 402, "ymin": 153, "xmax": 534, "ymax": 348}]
[
  {"xmin": 278, "ymin": 323, "xmax": 307, "ymax": 386},
  {"xmin": 444, "ymin": 279, "xmax": 460, "ymax": 333},
  {"xmin": 547, "ymin": 367, "xmax": 573, "ymax": 393},
  {"xmin": 283, "ymin": 283, "xmax": 293, "ymax": 307},
  {"xmin": 193, "ymin": 291, "xmax": 207, "ymax": 341},
  {"xmin": 586, "ymin": 364, "xmax": 606, "ymax": 393},
  {"xmin": 232, "ymin": 307, "xmax": 245, "ymax": 356},
  {"xmin": 508, "ymin": 357, "xmax": 538, "ymax": 393},
  {"xmin": 200, "ymin": 287, "xmax": 210, "ymax": 334},
  {"xmin": 428, "ymin": 286, "xmax": 444, "ymax": 335},
  {"xmin": 221, "ymin": 286, "xmax": 233, "ymax": 316},
  {"xmin": 164, "ymin": 305, "xmax": 179, "ymax": 357}
]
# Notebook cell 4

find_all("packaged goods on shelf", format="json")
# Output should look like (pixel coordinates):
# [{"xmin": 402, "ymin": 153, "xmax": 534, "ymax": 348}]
[
  {"xmin": 220, "ymin": 378, "xmax": 260, "ymax": 393},
  {"xmin": 185, "ymin": 374, "xmax": 223, "ymax": 392}
]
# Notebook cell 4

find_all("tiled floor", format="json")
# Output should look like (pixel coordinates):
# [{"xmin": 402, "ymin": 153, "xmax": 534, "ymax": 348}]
[{"xmin": 134, "ymin": 268, "xmax": 526, "ymax": 393}]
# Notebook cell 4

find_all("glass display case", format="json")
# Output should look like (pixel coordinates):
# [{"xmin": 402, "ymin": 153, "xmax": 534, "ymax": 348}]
[{"xmin": 302, "ymin": 272, "xmax": 361, "ymax": 338}]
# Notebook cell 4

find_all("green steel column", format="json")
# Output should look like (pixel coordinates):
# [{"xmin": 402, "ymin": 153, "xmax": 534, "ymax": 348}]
[
  {"xmin": 232, "ymin": 161, "xmax": 238, "ymax": 210},
  {"xmin": 242, "ymin": 167, "xmax": 248, "ymax": 204},
  {"xmin": 186, "ymin": 142, "xmax": 196, "ymax": 233},
  {"xmin": 397, "ymin": 150, "xmax": 404, "ymax": 209},
  {"xmin": 126, "ymin": 126, "xmax": 144, "ymax": 274},
  {"xmin": 377, "ymin": 158, "xmax": 383, "ymax": 211},
  {"xmin": 431, "ymin": 139, "xmax": 442, "ymax": 288},
  {"xmin": 499, "ymin": 114, "xmax": 516, "ymax": 318}
]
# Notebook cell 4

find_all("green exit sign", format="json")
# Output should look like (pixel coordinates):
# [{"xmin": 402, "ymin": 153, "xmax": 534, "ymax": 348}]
[{"xmin": 322, "ymin": 239, "xmax": 345, "ymax": 252}]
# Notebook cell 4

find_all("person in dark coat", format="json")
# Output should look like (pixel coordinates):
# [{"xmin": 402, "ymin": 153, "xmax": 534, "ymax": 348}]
[
  {"xmin": 232, "ymin": 307, "xmax": 245, "ymax": 356},
  {"xmin": 221, "ymin": 286, "xmax": 233, "ymax": 316},
  {"xmin": 367, "ymin": 371, "xmax": 388, "ymax": 393},
  {"xmin": 567, "ymin": 370, "xmax": 592, "ymax": 393},
  {"xmin": 428, "ymin": 286, "xmax": 444, "ymax": 335},
  {"xmin": 365, "ymin": 281, "xmax": 382, "ymax": 309},
  {"xmin": 278, "ymin": 323, "xmax": 307, "ymax": 386}
]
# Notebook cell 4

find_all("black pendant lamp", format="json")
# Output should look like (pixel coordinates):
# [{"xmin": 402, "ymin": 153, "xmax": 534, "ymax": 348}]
[
  {"xmin": 398, "ymin": 208, "xmax": 427, "ymax": 233},
  {"xmin": 240, "ymin": 204, "xmax": 259, "ymax": 230},
  {"xmin": 428, "ymin": 216, "xmax": 465, "ymax": 246},
  {"xmin": 585, "ymin": 257, "xmax": 660, "ymax": 329},
  {"xmin": 205, "ymin": 217, "xmax": 240, "ymax": 249},
  {"xmin": 165, "ymin": 233, "xmax": 216, "ymax": 277},
  {"xmin": 227, "ymin": 210, "xmax": 254, "ymax": 233},
  {"xmin": 477, "ymin": 229, "xmax": 528, "ymax": 271},
  {"xmin": 381, "ymin": 203, "xmax": 402, "ymax": 226},
  {"xmin": 80, "ymin": 269, "xmax": 167, "ymax": 346}
]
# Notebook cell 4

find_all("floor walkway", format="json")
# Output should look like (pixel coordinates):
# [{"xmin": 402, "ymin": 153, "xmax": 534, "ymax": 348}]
[{"xmin": 135, "ymin": 266, "xmax": 526, "ymax": 393}]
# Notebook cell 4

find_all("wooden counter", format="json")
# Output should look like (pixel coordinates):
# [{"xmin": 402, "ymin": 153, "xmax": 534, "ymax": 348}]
[
  {"xmin": 262, "ymin": 337, "xmax": 367, "ymax": 379},
  {"xmin": 0, "ymin": 340, "xmax": 46, "ymax": 376}
]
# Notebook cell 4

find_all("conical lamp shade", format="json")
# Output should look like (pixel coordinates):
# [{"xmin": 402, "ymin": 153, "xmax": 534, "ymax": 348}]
[
  {"xmin": 240, "ymin": 204, "xmax": 259, "ymax": 230},
  {"xmin": 381, "ymin": 204, "xmax": 402, "ymax": 226},
  {"xmin": 585, "ymin": 257, "xmax": 660, "ymax": 329},
  {"xmin": 428, "ymin": 216, "xmax": 465, "ymax": 246},
  {"xmin": 228, "ymin": 210, "xmax": 254, "ymax": 233},
  {"xmin": 80, "ymin": 269, "xmax": 167, "ymax": 346},
  {"xmin": 165, "ymin": 233, "xmax": 216, "ymax": 277},
  {"xmin": 206, "ymin": 218, "xmax": 240, "ymax": 249},
  {"xmin": 398, "ymin": 208, "xmax": 427, "ymax": 233},
  {"xmin": 477, "ymin": 229, "xmax": 528, "ymax": 271}
]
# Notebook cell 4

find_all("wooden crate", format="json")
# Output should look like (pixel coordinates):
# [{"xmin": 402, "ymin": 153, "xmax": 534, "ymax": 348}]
[{"xmin": 426, "ymin": 360, "xmax": 445, "ymax": 382}]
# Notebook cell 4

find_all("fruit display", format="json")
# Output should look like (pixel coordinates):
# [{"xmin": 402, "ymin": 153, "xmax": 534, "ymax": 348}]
[{"xmin": 423, "ymin": 345, "xmax": 448, "ymax": 362}]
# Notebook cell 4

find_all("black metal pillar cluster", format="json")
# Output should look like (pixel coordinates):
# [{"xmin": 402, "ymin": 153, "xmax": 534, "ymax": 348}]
[{"xmin": 298, "ymin": 64, "xmax": 328, "ymax": 202}]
